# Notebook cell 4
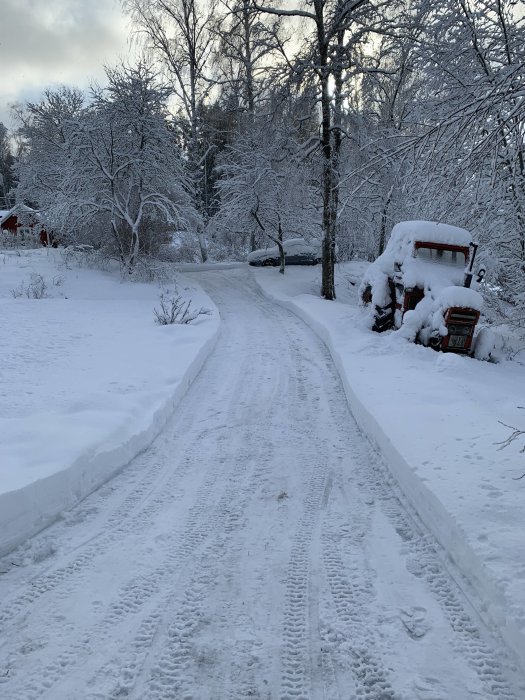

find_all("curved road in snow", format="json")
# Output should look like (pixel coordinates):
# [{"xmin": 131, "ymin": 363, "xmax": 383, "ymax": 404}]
[{"xmin": 0, "ymin": 268, "xmax": 522, "ymax": 699}]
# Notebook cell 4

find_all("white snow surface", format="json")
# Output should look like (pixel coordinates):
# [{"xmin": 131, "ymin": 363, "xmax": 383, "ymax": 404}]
[
  {"xmin": 254, "ymin": 264, "xmax": 525, "ymax": 674},
  {"xmin": 388, "ymin": 220, "xmax": 473, "ymax": 254},
  {"xmin": 0, "ymin": 265, "xmax": 522, "ymax": 699},
  {"xmin": 0, "ymin": 249, "xmax": 219, "ymax": 555}
]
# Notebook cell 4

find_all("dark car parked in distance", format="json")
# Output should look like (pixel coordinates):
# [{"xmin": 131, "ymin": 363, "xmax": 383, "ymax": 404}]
[{"xmin": 248, "ymin": 238, "xmax": 321, "ymax": 266}]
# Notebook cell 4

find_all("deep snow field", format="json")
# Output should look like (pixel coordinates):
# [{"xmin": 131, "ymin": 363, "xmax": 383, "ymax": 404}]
[
  {"xmin": 253, "ymin": 263, "xmax": 525, "ymax": 671},
  {"xmin": 0, "ymin": 248, "xmax": 219, "ymax": 554}
]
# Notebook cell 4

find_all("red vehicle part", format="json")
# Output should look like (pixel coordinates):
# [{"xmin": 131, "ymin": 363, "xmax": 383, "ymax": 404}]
[
  {"xmin": 414, "ymin": 241, "xmax": 471, "ymax": 264},
  {"xmin": 441, "ymin": 307, "xmax": 480, "ymax": 353}
]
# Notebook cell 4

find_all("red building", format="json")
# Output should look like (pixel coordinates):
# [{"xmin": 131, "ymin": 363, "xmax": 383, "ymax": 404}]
[{"xmin": 0, "ymin": 205, "xmax": 48, "ymax": 245}]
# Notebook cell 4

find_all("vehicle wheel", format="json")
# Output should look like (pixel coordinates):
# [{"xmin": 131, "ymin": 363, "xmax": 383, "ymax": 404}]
[
  {"xmin": 429, "ymin": 335, "xmax": 442, "ymax": 350},
  {"xmin": 372, "ymin": 305, "xmax": 395, "ymax": 332}
]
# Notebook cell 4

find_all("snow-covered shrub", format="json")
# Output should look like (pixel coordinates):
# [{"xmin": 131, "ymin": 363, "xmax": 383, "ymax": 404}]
[
  {"xmin": 127, "ymin": 257, "xmax": 175, "ymax": 286},
  {"xmin": 154, "ymin": 292, "xmax": 211, "ymax": 325},
  {"xmin": 11, "ymin": 273, "xmax": 48, "ymax": 299},
  {"xmin": 60, "ymin": 244, "xmax": 113, "ymax": 272}
]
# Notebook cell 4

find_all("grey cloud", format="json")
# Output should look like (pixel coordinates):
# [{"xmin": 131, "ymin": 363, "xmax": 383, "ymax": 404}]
[{"xmin": 0, "ymin": 0, "xmax": 132, "ymax": 128}]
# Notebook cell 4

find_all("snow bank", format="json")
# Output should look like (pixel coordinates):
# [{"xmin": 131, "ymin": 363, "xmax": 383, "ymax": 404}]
[
  {"xmin": 0, "ymin": 250, "xmax": 220, "ymax": 556},
  {"xmin": 253, "ymin": 264, "xmax": 525, "ymax": 673}
]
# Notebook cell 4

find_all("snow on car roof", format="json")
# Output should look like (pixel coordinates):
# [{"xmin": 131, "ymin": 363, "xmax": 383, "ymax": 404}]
[{"xmin": 247, "ymin": 238, "xmax": 319, "ymax": 262}]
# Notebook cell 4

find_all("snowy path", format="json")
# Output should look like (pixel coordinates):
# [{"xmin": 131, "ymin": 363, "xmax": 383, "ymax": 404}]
[{"xmin": 0, "ymin": 268, "xmax": 521, "ymax": 699}]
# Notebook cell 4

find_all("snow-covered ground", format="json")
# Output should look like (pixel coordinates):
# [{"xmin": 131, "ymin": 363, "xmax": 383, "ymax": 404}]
[
  {"xmin": 0, "ymin": 248, "xmax": 219, "ymax": 555},
  {"xmin": 253, "ymin": 262, "xmax": 525, "ymax": 673},
  {"xmin": 0, "ymin": 266, "xmax": 522, "ymax": 698}
]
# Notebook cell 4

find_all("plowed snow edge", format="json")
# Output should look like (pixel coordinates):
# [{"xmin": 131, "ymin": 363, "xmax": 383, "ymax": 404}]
[
  {"xmin": 252, "ymin": 271, "xmax": 525, "ymax": 677},
  {"xmin": 0, "ymin": 314, "xmax": 220, "ymax": 559}
]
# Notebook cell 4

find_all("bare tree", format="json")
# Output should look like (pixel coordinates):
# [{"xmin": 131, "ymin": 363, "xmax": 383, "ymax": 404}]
[
  {"xmin": 213, "ymin": 0, "xmax": 283, "ymax": 118},
  {"xmin": 123, "ymin": 0, "xmax": 218, "ymax": 260}
]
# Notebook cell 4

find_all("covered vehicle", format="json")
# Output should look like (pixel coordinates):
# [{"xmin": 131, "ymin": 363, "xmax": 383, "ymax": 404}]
[
  {"xmin": 248, "ymin": 238, "xmax": 321, "ymax": 266},
  {"xmin": 360, "ymin": 221, "xmax": 484, "ymax": 354}
]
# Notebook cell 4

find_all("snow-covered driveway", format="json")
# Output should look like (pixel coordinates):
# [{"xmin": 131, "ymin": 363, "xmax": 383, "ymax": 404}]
[{"xmin": 0, "ymin": 268, "xmax": 521, "ymax": 699}]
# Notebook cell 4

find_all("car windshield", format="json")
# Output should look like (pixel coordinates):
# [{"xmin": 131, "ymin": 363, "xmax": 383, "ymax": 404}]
[{"xmin": 415, "ymin": 246, "xmax": 467, "ymax": 268}]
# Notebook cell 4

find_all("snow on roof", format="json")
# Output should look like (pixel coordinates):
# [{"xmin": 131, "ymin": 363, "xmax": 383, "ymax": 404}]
[
  {"xmin": 370, "ymin": 220, "xmax": 473, "ymax": 279},
  {"xmin": 1, "ymin": 205, "xmax": 39, "ymax": 222},
  {"xmin": 387, "ymin": 220, "xmax": 472, "ymax": 261},
  {"xmin": 360, "ymin": 220, "xmax": 478, "ymax": 308}
]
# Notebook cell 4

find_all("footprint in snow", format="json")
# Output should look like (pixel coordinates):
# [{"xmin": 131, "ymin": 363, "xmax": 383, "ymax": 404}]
[
  {"xmin": 412, "ymin": 676, "xmax": 448, "ymax": 699},
  {"xmin": 400, "ymin": 606, "xmax": 431, "ymax": 640}
]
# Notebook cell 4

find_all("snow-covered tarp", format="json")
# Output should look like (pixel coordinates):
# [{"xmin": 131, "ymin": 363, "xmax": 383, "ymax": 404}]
[
  {"xmin": 0, "ymin": 249, "xmax": 220, "ymax": 556},
  {"xmin": 253, "ymin": 263, "xmax": 525, "ymax": 673}
]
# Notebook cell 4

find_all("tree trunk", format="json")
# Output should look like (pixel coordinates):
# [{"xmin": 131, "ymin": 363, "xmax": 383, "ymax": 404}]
[
  {"xmin": 277, "ymin": 220, "xmax": 285, "ymax": 274},
  {"xmin": 378, "ymin": 185, "xmax": 394, "ymax": 256},
  {"xmin": 318, "ymin": 21, "xmax": 336, "ymax": 300},
  {"xmin": 197, "ymin": 229, "xmax": 208, "ymax": 262}
]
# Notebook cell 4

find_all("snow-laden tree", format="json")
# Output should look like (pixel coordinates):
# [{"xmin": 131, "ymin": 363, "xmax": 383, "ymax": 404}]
[
  {"xmin": 15, "ymin": 87, "xmax": 85, "ymax": 216},
  {"xmin": 401, "ymin": 0, "xmax": 525, "ymax": 315},
  {"xmin": 210, "ymin": 111, "xmax": 320, "ymax": 268},
  {"xmin": 16, "ymin": 63, "xmax": 197, "ymax": 271},
  {"xmin": 0, "ymin": 123, "xmax": 16, "ymax": 208},
  {"xmin": 253, "ymin": 0, "xmax": 405, "ymax": 298},
  {"xmin": 67, "ymin": 63, "xmax": 196, "ymax": 271}
]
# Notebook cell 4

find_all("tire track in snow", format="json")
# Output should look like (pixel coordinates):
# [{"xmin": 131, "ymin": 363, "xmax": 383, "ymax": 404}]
[
  {"xmin": 278, "ymin": 467, "xmax": 328, "ymax": 700},
  {"xmin": 324, "ymin": 402, "xmax": 520, "ymax": 700},
  {"xmin": 0, "ymin": 428, "xmax": 203, "ymax": 636},
  {"xmin": 2, "ymin": 398, "xmax": 256, "ymax": 696},
  {"xmin": 379, "ymin": 487, "xmax": 518, "ymax": 700},
  {"xmin": 82, "ymin": 293, "xmax": 283, "ymax": 699}
]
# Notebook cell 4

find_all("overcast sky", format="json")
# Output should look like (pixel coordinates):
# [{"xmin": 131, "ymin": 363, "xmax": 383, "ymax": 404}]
[{"xmin": 0, "ymin": 0, "xmax": 133, "ymax": 130}]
